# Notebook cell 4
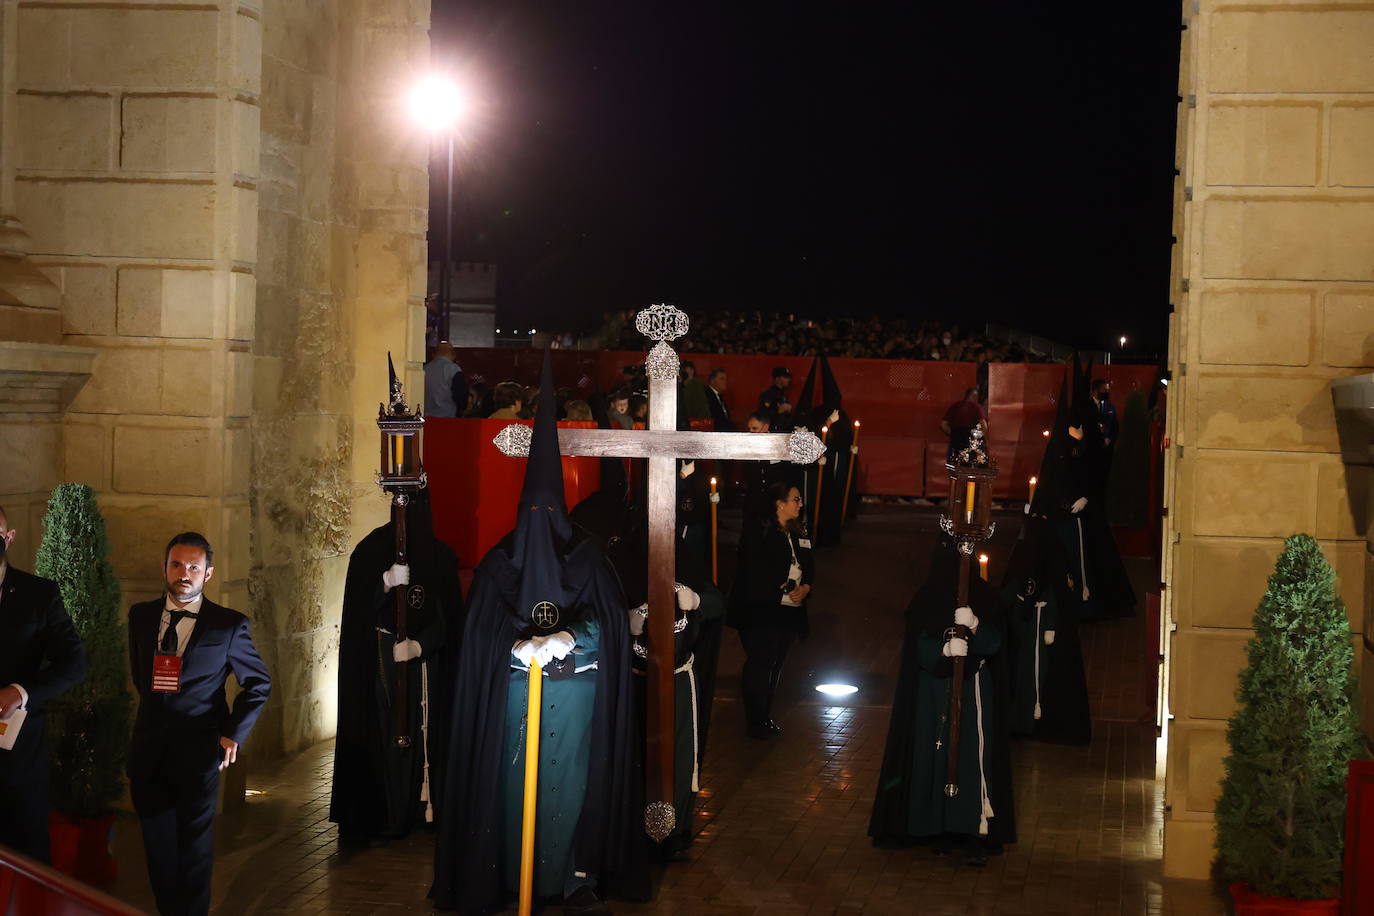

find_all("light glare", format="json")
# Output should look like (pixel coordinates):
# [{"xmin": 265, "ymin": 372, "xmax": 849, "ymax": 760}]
[
  {"xmin": 815, "ymin": 683, "xmax": 858, "ymax": 697},
  {"xmin": 409, "ymin": 76, "xmax": 468, "ymax": 132}
]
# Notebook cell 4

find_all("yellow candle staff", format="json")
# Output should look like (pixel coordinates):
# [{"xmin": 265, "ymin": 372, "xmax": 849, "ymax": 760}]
[
  {"xmin": 518, "ymin": 659, "xmax": 543, "ymax": 916},
  {"xmin": 978, "ymin": 553, "xmax": 989, "ymax": 581},
  {"xmin": 709, "ymin": 476, "xmax": 719, "ymax": 584},
  {"xmin": 840, "ymin": 420, "xmax": 860, "ymax": 524},
  {"xmin": 812, "ymin": 426, "xmax": 830, "ymax": 537}
]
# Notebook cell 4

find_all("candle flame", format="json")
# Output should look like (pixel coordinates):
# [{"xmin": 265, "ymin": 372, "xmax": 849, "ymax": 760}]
[
  {"xmin": 821, "ymin": 426, "xmax": 828, "ymax": 434},
  {"xmin": 979, "ymin": 554, "xmax": 989, "ymax": 563},
  {"xmin": 1030, "ymin": 476, "xmax": 1037, "ymax": 485},
  {"xmin": 1042, "ymin": 429, "xmax": 1050, "ymax": 437},
  {"xmin": 709, "ymin": 477, "xmax": 717, "ymax": 485},
  {"xmin": 854, "ymin": 419, "xmax": 860, "ymax": 427}
]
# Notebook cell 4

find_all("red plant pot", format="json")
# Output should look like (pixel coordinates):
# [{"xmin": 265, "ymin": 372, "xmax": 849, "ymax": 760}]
[
  {"xmin": 47, "ymin": 811, "xmax": 118, "ymax": 886},
  {"xmin": 1229, "ymin": 882, "xmax": 1341, "ymax": 915}
]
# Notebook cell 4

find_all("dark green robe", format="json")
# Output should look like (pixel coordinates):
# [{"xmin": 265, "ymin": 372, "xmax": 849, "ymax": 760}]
[
  {"xmin": 502, "ymin": 617, "xmax": 601, "ymax": 899},
  {"xmin": 906, "ymin": 623, "xmax": 1003, "ymax": 839},
  {"xmin": 1003, "ymin": 583, "xmax": 1057, "ymax": 736}
]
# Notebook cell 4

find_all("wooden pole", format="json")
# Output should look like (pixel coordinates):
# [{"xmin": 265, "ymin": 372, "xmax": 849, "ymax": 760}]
[
  {"xmin": 812, "ymin": 426, "xmax": 829, "ymax": 537},
  {"xmin": 392, "ymin": 495, "xmax": 411, "ymax": 747},
  {"xmin": 944, "ymin": 549, "xmax": 973, "ymax": 799},
  {"xmin": 709, "ymin": 476, "xmax": 719, "ymax": 584},
  {"xmin": 518, "ymin": 660, "xmax": 544, "ymax": 916},
  {"xmin": 644, "ymin": 369, "xmax": 677, "ymax": 834},
  {"xmin": 840, "ymin": 420, "xmax": 860, "ymax": 524}
]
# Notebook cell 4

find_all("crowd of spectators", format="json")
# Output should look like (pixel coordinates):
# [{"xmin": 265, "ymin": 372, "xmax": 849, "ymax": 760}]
[{"xmin": 566, "ymin": 310, "xmax": 1054, "ymax": 363}]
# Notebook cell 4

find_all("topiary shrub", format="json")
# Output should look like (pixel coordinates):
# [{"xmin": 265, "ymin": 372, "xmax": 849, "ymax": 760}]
[
  {"xmin": 34, "ymin": 484, "xmax": 132, "ymax": 819},
  {"xmin": 1213, "ymin": 533, "xmax": 1362, "ymax": 900}
]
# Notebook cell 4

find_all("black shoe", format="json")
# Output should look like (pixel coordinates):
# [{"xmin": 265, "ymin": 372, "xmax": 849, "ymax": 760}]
[
  {"xmin": 765, "ymin": 719, "xmax": 782, "ymax": 734},
  {"xmin": 563, "ymin": 886, "xmax": 610, "ymax": 915}
]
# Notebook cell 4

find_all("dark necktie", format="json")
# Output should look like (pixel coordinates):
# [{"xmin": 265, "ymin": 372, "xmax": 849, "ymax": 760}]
[{"xmin": 161, "ymin": 609, "xmax": 198, "ymax": 654}]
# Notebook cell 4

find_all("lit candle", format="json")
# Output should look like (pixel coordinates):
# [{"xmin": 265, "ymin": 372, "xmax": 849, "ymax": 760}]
[
  {"xmin": 965, "ymin": 480, "xmax": 976, "ymax": 524},
  {"xmin": 709, "ymin": 476, "xmax": 717, "ymax": 495},
  {"xmin": 1042, "ymin": 429, "xmax": 1050, "ymax": 438},
  {"xmin": 821, "ymin": 425, "xmax": 829, "ymax": 439},
  {"xmin": 852, "ymin": 419, "xmax": 861, "ymax": 450},
  {"xmin": 978, "ymin": 554, "xmax": 989, "ymax": 581},
  {"xmin": 1028, "ymin": 476, "xmax": 1037, "ymax": 503},
  {"xmin": 392, "ymin": 435, "xmax": 405, "ymax": 474}
]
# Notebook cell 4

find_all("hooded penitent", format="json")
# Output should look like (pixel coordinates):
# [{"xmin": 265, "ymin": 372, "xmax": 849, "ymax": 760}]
[
  {"xmin": 331, "ymin": 486, "xmax": 465, "ymax": 841},
  {"xmin": 869, "ymin": 539, "xmax": 1017, "ymax": 848},
  {"xmin": 1032, "ymin": 359, "xmax": 1136, "ymax": 623},
  {"xmin": 431, "ymin": 352, "xmax": 647, "ymax": 913}
]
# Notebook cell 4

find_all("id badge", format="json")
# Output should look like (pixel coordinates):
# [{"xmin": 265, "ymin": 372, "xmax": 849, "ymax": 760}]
[
  {"xmin": 799, "ymin": 538, "xmax": 812, "ymax": 549},
  {"xmin": 152, "ymin": 654, "xmax": 183, "ymax": 693}
]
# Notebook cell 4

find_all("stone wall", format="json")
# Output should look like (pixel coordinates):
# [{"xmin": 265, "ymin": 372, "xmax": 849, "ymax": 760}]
[
  {"xmin": 1164, "ymin": 0, "xmax": 1374, "ymax": 878},
  {"xmin": 0, "ymin": 0, "xmax": 429, "ymax": 760}
]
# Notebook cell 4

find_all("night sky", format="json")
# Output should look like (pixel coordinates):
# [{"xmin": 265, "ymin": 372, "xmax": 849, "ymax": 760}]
[{"xmin": 428, "ymin": 2, "xmax": 1181, "ymax": 355}]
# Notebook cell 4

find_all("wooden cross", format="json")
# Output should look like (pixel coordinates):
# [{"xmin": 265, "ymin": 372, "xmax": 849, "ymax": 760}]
[{"xmin": 494, "ymin": 303, "xmax": 825, "ymax": 840}]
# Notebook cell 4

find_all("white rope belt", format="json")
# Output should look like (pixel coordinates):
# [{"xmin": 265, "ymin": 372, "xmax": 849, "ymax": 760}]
[
  {"xmin": 1033, "ymin": 602, "xmax": 1046, "ymax": 721},
  {"xmin": 420, "ymin": 661, "xmax": 433, "ymax": 823},
  {"xmin": 973, "ymin": 660, "xmax": 994, "ymax": 836},
  {"xmin": 1076, "ymin": 516, "xmax": 1090, "ymax": 601},
  {"xmin": 632, "ymin": 653, "xmax": 700, "ymax": 793}
]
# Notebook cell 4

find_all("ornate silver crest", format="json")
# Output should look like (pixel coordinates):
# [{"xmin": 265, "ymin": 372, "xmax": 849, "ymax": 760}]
[
  {"xmin": 645, "ymin": 340, "xmax": 680, "ymax": 381},
  {"xmin": 644, "ymin": 800, "xmax": 677, "ymax": 842},
  {"xmin": 493, "ymin": 424, "xmax": 533, "ymax": 457},
  {"xmin": 786, "ymin": 430, "xmax": 826, "ymax": 465},
  {"xmin": 634, "ymin": 303, "xmax": 689, "ymax": 342}
]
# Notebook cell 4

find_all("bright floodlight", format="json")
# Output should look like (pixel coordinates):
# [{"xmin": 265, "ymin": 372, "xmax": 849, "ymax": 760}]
[
  {"xmin": 409, "ymin": 76, "xmax": 468, "ymax": 132},
  {"xmin": 815, "ymin": 683, "xmax": 858, "ymax": 697}
]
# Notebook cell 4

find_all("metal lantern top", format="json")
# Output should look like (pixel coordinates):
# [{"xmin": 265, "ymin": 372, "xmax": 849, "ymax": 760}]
[
  {"xmin": 377, "ymin": 354, "xmax": 426, "ymax": 493},
  {"xmin": 941, "ymin": 425, "xmax": 997, "ymax": 542}
]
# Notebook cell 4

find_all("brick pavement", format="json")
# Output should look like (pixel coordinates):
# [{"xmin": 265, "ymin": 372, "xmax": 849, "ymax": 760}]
[{"xmin": 103, "ymin": 506, "xmax": 1226, "ymax": 915}]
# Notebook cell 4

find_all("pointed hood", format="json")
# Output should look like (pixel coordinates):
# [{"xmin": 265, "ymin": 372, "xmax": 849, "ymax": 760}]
[
  {"xmin": 508, "ymin": 350, "xmax": 577, "ymax": 631},
  {"xmin": 1030, "ymin": 370, "xmax": 1073, "ymax": 516},
  {"xmin": 819, "ymin": 354, "xmax": 843, "ymax": 413},
  {"xmin": 794, "ymin": 357, "xmax": 819, "ymax": 416}
]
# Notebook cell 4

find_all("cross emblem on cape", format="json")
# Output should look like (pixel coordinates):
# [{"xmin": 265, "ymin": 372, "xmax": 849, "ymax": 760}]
[
  {"xmin": 531, "ymin": 601, "xmax": 559, "ymax": 629},
  {"xmin": 494, "ymin": 303, "xmax": 825, "ymax": 840}
]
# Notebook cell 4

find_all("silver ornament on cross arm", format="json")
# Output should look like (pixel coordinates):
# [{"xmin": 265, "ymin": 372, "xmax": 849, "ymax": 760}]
[
  {"xmin": 786, "ymin": 430, "xmax": 826, "ymax": 465},
  {"xmin": 634, "ymin": 303, "xmax": 689, "ymax": 342},
  {"xmin": 493, "ymin": 424, "xmax": 533, "ymax": 457}
]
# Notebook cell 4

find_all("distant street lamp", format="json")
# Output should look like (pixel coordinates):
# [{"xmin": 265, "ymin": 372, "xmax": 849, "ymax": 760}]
[{"xmin": 408, "ymin": 76, "xmax": 470, "ymax": 344}]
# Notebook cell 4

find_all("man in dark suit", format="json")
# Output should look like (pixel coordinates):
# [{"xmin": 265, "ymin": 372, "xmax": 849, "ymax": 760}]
[
  {"xmin": 127, "ymin": 532, "xmax": 271, "ymax": 916},
  {"xmin": 705, "ymin": 367, "xmax": 735, "ymax": 431},
  {"xmin": 0, "ymin": 505, "xmax": 87, "ymax": 862}
]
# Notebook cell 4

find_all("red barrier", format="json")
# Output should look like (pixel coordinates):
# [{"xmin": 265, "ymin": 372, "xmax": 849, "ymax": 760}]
[
  {"xmin": 444, "ymin": 348, "xmax": 1160, "ymax": 505},
  {"xmin": 423, "ymin": 418, "xmax": 602, "ymax": 566},
  {"xmin": 0, "ymin": 845, "xmax": 144, "ymax": 916},
  {"xmin": 1346, "ymin": 760, "xmax": 1374, "ymax": 915}
]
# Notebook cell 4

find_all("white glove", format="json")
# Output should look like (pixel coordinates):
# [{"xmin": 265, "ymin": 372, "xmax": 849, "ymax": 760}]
[
  {"xmin": 535, "ymin": 631, "xmax": 576, "ymax": 666},
  {"xmin": 1023, "ymin": 502, "xmax": 1031, "ymax": 515},
  {"xmin": 512, "ymin": 639, "xmax": 537, "ymax": 666},
  {"xmin": 383, "ymin": 563, "xmax": 410, "ymax": 591},
  {"xmin": 1070, "ymin": 496, "xmax": 1088, "ymax": 514},
  {"xmin": 675, "ymin": 585, "xmax": 700, "ymax": 611},
  {"xmin": 392, "ymin": 639, "xmax": 422, "ymax": 662},
  {"xmin": 628, "ymin": 604, "xmax": 648, "ymax": 636},
  {"xmin": 942, "ymin": 637, "xmax": 969, "ymax": 658},
  {"xmin": 1043, "ymin": 630, "xmax": 1056, "ymax": 646},
  {"xmin": 828, "ymin": 409, "xmax": 840, "ymax": 426},
  {"xmin": 954, "ymin": 606, "xmax": 978, "ymax": 630},
  {"xmin": 679, "ymin": 460, "xmax": 696, "ymax": 479}
]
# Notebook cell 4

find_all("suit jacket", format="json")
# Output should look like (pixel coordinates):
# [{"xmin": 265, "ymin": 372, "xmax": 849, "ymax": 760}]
[
  {"xmin": 705, "ymin": 386, "xmax": 734, "ymax": 431},
  {"xmin": 727, "ymin": 522, "xmax": 815, "ymax": 639},
  {"xmin": 127, "ymin": 597, "xmax": 271, "ymax": 753},
  {"xmin": 0, "ymin": 567, "xmax": 87, "ymax": 772}
]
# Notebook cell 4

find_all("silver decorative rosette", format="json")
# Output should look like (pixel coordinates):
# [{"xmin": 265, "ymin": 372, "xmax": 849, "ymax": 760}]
[
  {"xmin": 786, "ymin": 430, "xmax": 826, "ymax": 465},
  {"xmin": 493, "ymin": 424, "xmax": 533, "ymax": 457},
  {"xmin": 644, "ymin": 800, "xmax": 677, "ymax": 842},
  {"xmin": 634, "ymin": 303, "xmax": 689, "ymax": 342},
  {"xmin": 645, "ymin": 341, "xmax": 680, "ymax": 381}
]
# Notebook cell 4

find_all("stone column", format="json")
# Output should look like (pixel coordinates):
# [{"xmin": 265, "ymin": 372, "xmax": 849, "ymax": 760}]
[{"xmin": 1164, "ymin": 0, "xmax": 1374, "ymax": 878}]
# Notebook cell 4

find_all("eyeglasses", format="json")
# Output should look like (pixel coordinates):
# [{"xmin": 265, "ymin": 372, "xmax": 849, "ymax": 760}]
[{"xmin": 787, "ymin": 496, "xmax": 803, "ymax": 503}]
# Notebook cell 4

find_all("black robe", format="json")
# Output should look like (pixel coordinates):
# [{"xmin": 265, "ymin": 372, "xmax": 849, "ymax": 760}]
[
  {"xmin": 430, "ymin": 530, "xmax": 649, "ymax": 913},
  {"xmin": 869, "ymin": 549, "xmax": 1016, "ymax": 848},
  {"xmin": 330, "ymin": 518, "xmax": 464, "ymax": 842},
  {"xmin": 1000, "ymin": 517, "xmax": 1091, "ymax": 745}
]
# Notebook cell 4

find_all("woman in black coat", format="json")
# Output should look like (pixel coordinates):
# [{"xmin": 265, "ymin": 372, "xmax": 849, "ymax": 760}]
[{"xmin": 728, "ymin": 479, "xmax": 816, "ymax": 739}]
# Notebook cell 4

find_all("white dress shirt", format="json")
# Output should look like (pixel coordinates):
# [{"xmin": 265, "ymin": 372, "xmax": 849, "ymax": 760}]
[{"xmin": 158, "ymin": 594, "xmax": 204, "ymax": 657}]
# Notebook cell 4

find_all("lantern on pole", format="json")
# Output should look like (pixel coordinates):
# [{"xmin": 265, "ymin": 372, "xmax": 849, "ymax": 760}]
[
  {"xmin": 376, "ymin": 354, "xmax": 426, "ymax": 747},
  {"xmin": 937, "ymin": 424, "xmax": 998, "ymax": 798}
]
